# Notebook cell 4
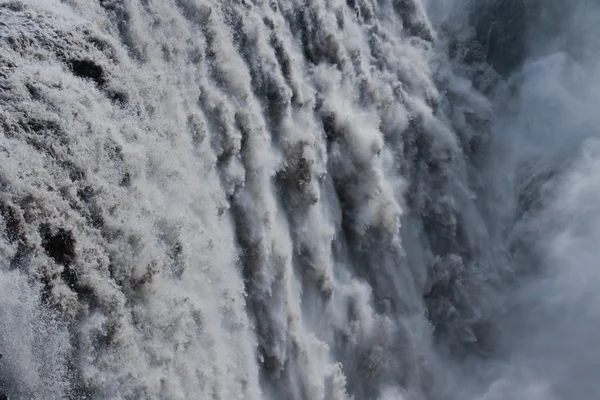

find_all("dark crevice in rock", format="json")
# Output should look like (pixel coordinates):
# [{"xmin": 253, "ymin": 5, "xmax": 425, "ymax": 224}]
[
  {"xmin": 69, "ymin": 59, "xmax": 106, "ymax": 87},
  {"xmin": 471, "ymin": 0, "xmax": 528, "ymax": 77},
  {"xmin": 40, "ymin": 224, "xmax": 76, "ymax": 266}
]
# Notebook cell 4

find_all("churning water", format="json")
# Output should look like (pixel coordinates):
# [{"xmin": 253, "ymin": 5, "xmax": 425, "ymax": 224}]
[{"xmin": 0, "ymin": 0, "xmax": 599, "ymax": 398}]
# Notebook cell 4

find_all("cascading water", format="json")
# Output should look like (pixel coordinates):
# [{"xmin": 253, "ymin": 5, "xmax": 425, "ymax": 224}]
[{"xmin": 0, "ymin": 0, "xmax": 598, "ymax": 399}]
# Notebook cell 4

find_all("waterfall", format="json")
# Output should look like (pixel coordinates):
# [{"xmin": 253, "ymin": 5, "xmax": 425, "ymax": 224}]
[{"xmin": 0, "ymin": 0, "xmax": 599, "ymax": 399}]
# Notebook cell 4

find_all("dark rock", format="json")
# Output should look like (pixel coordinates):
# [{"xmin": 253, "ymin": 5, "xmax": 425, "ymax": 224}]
[
  {"xmin": 40, "ymin": 224, "xmax": 76, "ymax": 266},
  {"xmin": 69, "ymin": 59, "xmax": 106, "ymax": 87},
  {"xmin": 471, "ymin": 0, "xmax": 528, "ymax": 77}
]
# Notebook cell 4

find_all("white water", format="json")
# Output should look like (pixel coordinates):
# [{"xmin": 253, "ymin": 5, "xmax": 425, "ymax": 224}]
[{"xmin": 0, "ymin": 0, "xmax": 598, "ymax": 399}]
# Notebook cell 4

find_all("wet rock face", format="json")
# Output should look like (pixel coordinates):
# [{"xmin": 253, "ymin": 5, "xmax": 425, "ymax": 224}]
[
  {"xmin": 40, "ymin": 225, "xmax": 76, "ymax": 267},
  {"xmin": 69, "ymin": 59, "xmax": 106, "ymax": 87},
  {"xmin": 469, "ymin": 0, "xmax": 588, "ymax": 76},
  {"xmin": 471, "ymin": 0, "xmax": 528, "ymax": 77}
]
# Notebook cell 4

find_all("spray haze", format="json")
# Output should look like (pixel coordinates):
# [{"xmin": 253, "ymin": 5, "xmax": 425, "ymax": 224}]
[{"xmin": 460, "ymin": 1, "xmax": 600, "ymax": 399}]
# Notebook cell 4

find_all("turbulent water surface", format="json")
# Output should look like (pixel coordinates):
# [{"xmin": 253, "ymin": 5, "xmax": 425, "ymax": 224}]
[{"xmin": 0, "ymin": 0, "xmax": 599, "ymax": 398}]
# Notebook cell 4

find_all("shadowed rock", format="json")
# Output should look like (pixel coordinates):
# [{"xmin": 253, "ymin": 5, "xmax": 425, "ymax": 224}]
[
  {"xmin": 40, "ymin": 225, "xmax": 76, "ymax": 266},
  {"xmin": 69, "ymin": 59, "xmax": 106, "ymax": 86},
  {"xmin": 471, "ymin": 0, "xmax": 528, "ymax": 76}
]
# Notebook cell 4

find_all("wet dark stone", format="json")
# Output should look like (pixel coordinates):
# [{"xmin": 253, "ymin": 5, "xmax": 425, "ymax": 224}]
[
  {"xmin": 69, "ymin": 59, "xmax": 106, "ymax": 87},
  {"xmin": 471, "ymin": 0, "xmax": 528, "ymax": 77},
  {"xmin": 40, "ymin": 225, "xmax": 76, "ymax": 266}
]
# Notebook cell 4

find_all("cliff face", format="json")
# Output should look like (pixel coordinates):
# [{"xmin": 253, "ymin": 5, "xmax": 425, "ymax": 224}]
[{"xmin": 470, "ymin": 0, "xmax": 528, "ymax": 77}]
